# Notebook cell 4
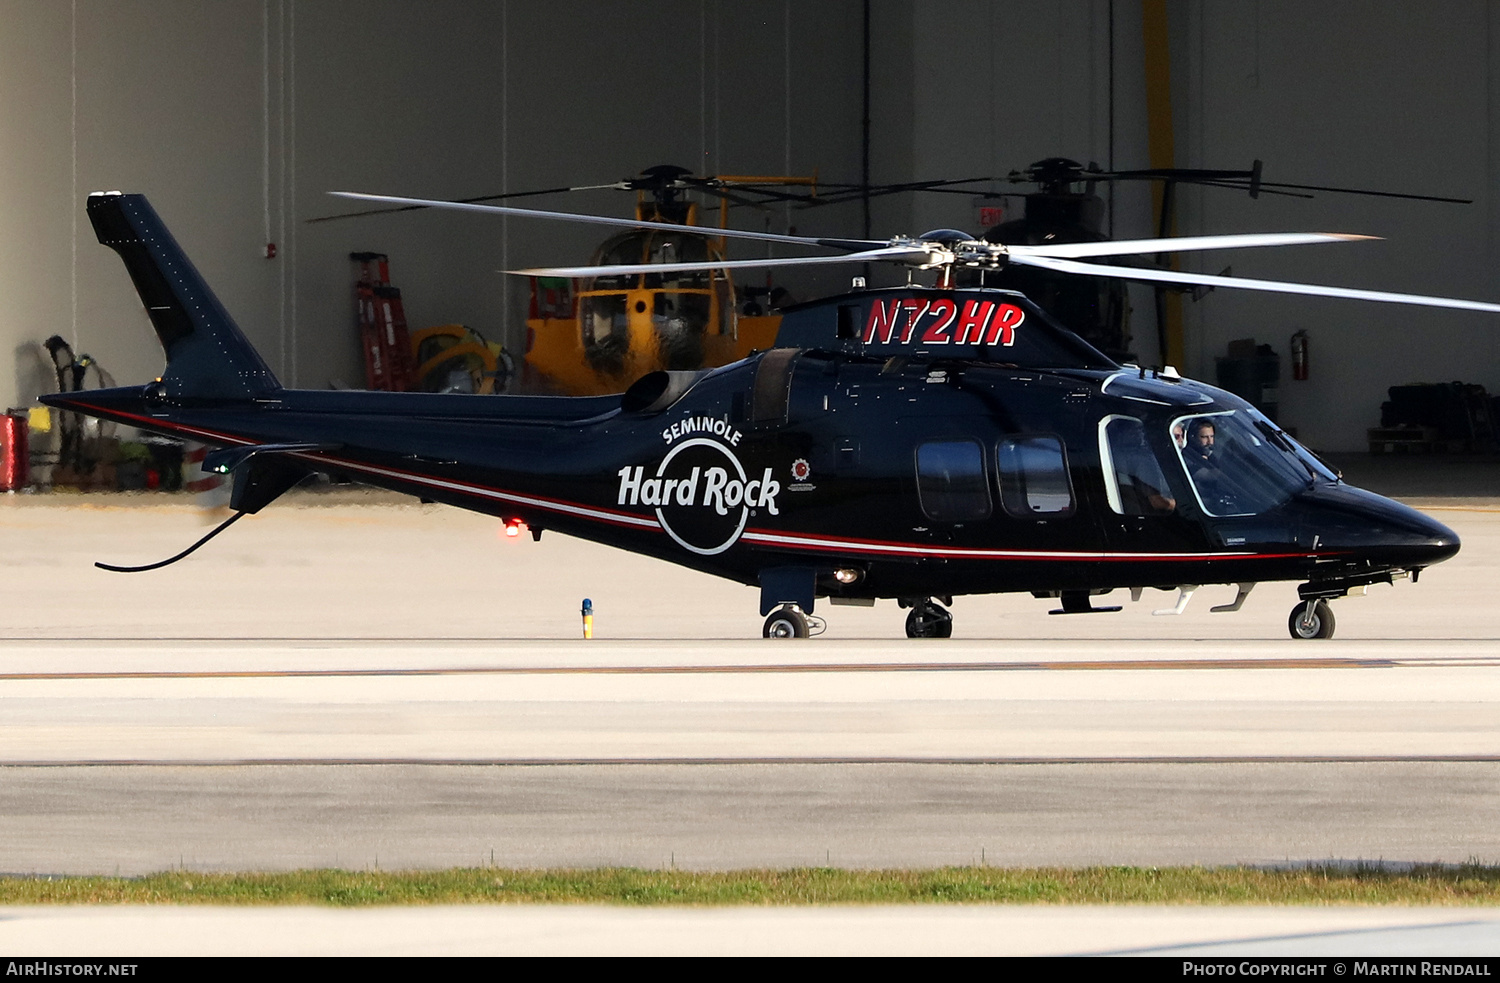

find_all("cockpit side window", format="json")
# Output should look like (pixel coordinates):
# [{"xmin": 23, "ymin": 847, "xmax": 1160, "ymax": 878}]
[
  {"xmin": 579, "ymin": 294, "xmax": 629, "ymax": 372},
  {"xmin": 997, "ymin": 435, "xmax": 1074, "ymax": 518},
  {"xmin": 1172, "ymin": 410, "xmax": 1312, "ymax": 517},
  {"xmin": 1099, "ymin": 415, "xmax": 1176, "ymax": 516},
  {"xmin": 916, "ymin": 439, "xmax": 992, "ymax": 522}
]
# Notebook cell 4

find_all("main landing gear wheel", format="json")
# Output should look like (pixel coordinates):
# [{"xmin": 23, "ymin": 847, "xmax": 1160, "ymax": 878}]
[
  {"xmin": 1288, "ymin": 599, "xmax": 1335, "ymax": 640},
  {"xmin": 904, "ymin": 599, "xmax": 953, "ymax": 639},
  {"xmin": 763, "ymin": 606, "xmax": 810, "ymax": 639}
]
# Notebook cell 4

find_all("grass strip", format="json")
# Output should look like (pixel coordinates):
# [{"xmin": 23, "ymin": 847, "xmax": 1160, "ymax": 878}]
[{"xmin": 3, "ymin": 864, "xmax": 1500, "ymax": 907}]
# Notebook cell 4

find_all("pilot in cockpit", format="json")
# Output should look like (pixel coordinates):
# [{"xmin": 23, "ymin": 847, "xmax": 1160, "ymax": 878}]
[
  {"xmin": 1182, "ymin": 418, "xmax": 1234, "ymax": 510},
  {"xmin": 1183, "ymin": 419, "xmax": 1218, "ymax": 473}
]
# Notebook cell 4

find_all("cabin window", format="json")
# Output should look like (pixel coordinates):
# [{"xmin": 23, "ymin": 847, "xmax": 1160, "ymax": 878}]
[
  {"xmin": 996, "ymin": 436, "xmax": 1073, "ymax": 517},
  {"xmin": 1099, "ymin": 416, "xmax": 1176, "ymax": 515},
  {"xmin": 915, "ymin": 439, "xmax": 992, "ymax": 522},
  {"xmin": 580, "ymin": 294, "xmax": 629, "ymax": 372},
  {"xmin": 653, "ymin": 292, "xmax": 709, "ymax": 370}
]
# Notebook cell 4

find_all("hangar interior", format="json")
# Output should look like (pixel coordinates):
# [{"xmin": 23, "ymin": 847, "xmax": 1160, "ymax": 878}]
[{"xmin": 2, "ymin": 0, "xmax": 1498, "ymax": 454}]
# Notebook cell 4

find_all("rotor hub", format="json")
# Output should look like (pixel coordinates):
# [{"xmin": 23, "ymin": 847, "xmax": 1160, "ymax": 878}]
[
  {"xmin": 904, "ymin": 230, "xmax": 1008, "ymax": 270},
  {"xmin": 917, "ymin": 228, "xmax": 973, "ymax": 247}
]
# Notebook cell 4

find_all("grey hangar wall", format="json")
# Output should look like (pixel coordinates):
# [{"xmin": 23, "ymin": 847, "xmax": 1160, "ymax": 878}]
[{"xmin": 2, "ymin": 0, "xmax": 1496, "ymax": 451}]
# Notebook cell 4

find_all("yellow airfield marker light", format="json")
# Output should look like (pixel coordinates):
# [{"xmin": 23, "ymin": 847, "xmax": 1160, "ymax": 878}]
[{"xmin": 581, "ymin": 598, "xmax": 594, "ymax": 640}]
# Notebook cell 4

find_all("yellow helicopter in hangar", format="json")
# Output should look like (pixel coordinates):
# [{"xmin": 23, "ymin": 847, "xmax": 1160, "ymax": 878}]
[
  {"xmin": 524, "ymin": 165, "xmax": 821, "ymax": 395},
  {"xmin": 324, "ymin": 165, "xmax": 816, "ymax": 396}
]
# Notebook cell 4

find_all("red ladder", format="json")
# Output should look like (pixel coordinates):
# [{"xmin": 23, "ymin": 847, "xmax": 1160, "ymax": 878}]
[{"xmin": 352, "ymin": 252, "xmax": 414, "ymax": 391}]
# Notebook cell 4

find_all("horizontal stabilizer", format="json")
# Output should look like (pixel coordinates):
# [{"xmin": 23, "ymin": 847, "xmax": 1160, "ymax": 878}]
[
  {"xmin": 202, "ymin": 443, "xmax": 338, "ymax": 515},
  {"xmin": 202, "ymin": 443, "xmax": 338, "ymax": 476}
]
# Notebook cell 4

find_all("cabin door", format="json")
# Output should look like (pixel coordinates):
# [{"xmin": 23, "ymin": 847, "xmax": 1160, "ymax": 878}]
[{"xmin": 1094, "ymin": 413, "xmax": 1210, "ymax": 564}]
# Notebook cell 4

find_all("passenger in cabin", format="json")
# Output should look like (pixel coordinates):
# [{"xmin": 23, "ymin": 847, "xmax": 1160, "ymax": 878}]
[
  {"xmin": 1130, "ymin": 475, "xmax": 1176, "ymax": 514},
  {"xmin": 1172, "ymin": 421, "xmax": 1187, "ymax": 450},
  {"xmin": 1116, "ymin": 430, "xmax": 1176, "ymax": 514}
]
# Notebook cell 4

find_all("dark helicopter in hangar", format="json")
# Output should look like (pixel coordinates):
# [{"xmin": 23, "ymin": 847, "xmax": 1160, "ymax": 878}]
[{"xmin": 47, "ymin": 191, "xmax": 1500, "ymax": 640}]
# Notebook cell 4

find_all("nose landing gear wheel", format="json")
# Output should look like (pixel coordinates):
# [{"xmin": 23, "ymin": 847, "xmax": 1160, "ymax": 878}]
[
  {"xmin": 904, "ymin": 599, "xmax": 953, "ymax": 638},
  {"xmin": 763, "ymin": 606, "xmax": 810, "ymax": 638},
  {"xmin": 1288, "ymin": 599, "xmax": 1335, "ymax": 639}
]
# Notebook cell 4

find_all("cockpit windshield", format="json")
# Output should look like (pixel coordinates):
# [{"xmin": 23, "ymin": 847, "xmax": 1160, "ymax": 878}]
[
  {"xmin": 1171, "ymin": 410, "xmax": 1314, "ymax": 517},
  {"xmin": 585, "ymin": 231, "xmax": 715, "ymax": 291},
  {"xmin": 589, "ymin": 234, "xmax": 646, "ymax": 291},
  {"xmin": 578, "ymin": 230, "xmax": 727, "ymax": 373},
  {"xmin": 644, "ymin": 233, "xmax": 711, "ymax": 289}
]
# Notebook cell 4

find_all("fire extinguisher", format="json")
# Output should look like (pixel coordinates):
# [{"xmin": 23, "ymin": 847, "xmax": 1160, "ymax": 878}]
[{"xmin": 1290, "ymin": 330, "xmax": 1309, "ymax": 381}]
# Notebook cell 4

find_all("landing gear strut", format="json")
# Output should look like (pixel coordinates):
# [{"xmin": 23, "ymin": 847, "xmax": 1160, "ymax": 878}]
[
  {"xmin": 1288, "ymin": 599, "xmax": 1336, "ymax": 640},
  {"xmin": 902, "ymin": 597, "xmax": 953, "ymax": 638}
]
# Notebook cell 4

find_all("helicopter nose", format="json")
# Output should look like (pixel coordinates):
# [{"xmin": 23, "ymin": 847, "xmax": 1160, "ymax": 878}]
[
  {"xmin": 1398, "ymin": 508, "xmax": 1461, "ymax": 566},
  {"xmin": 1298, "ymin": 483, "xmax": 1459, "ymax": 567}
]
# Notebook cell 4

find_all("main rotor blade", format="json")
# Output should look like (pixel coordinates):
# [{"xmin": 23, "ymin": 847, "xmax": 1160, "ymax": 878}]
[
  {"xmin": 510, "ymin": 246, "xmax": 933, "ymax": 278},
  {"xmin": 793, "ymin": 177, "xmax": 992, "ymax": 208},
  {"xmin": 690, "ymin": 179, "xmax": 818, "ymax": 206},
  {"xmin": 1093, "ymin": 167, "xmax": 1256, "ymax": 182},
  {"xmin": 328, "ymin": 192, "xmax": 885, "ymax": 250},
  {"xmin": 1011, "ymin": 232, "xmax": 1376, "ymax": 260},
  {"xmin": 1222, "ymin": 180, "xmax": 1472, "ymax": 205},
  {"xmin": 1191, "ymin": 180, "xmax": 1314, "ymax": 200},
  {"xmin": 1051, "ymin": 167, "xmax": 1472, "ymax": 204},
  {"xmin": 308, "ymin": 184, "xmax": 625, "ymax": 223},
  {"xmin": 1011, "ymin": 254, "xmax": 1500, "ymax": 314}
]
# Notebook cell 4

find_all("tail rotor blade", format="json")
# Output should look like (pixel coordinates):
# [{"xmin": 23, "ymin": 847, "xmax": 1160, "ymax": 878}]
[{"xmin": 1010, "ymin": 254, "xmax": 1500, "ymax": 314}]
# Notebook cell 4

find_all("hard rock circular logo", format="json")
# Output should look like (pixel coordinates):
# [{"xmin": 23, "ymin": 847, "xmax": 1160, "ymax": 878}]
[{"xmin": 616, "ymin": 436, "xmax": 782, "ymax": 555}]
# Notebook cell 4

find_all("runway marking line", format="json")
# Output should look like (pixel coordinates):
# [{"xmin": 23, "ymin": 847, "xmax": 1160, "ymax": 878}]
[
  {"xmin": 1414, "ymin": 505, "xmax": 1500, "ymax": 513},
  {"xmin": 4, "ymin": 656, "xmax": 1500, "ymax": 681},
  {"xmin": 6, "ymin": 754, "xmax": 1500, "ymax": 767}
]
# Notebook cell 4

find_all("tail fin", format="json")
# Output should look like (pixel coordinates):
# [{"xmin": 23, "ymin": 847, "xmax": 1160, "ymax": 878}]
[{"xmin": 87, "ymin": 192, "xmax": 280, "ymax": 398}]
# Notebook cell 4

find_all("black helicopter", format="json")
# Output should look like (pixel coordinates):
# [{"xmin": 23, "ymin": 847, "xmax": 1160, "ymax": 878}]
[
  {"xmin": 47, "ymin": 191, "xmax": 1499, "ymax": 640},
  {"xmin": 809, "ymin": 157, "xmax": 1474, "ymax": 365}
]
